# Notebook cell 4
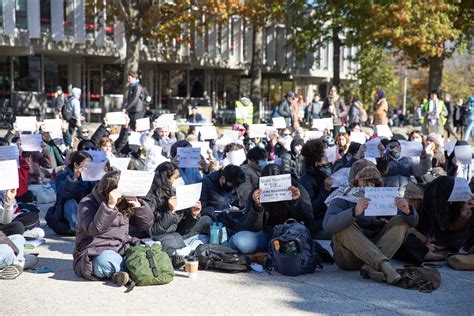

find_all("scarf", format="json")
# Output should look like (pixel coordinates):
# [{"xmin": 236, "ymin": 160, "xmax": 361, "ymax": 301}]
[{"xmin": 324, "ymin": 186, "xmax": 365, "ymax": 207}]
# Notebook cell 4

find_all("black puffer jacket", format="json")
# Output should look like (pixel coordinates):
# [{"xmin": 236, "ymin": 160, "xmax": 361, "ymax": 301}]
[{"xmin": 200, "ymin": 170, "xmax": 238, "ymax": 218}]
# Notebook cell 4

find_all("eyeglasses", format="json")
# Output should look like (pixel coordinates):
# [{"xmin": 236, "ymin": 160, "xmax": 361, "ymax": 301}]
[
  {"xmin": 83, "ymin": 147, "xmax": 96, "ymax": 151},
  {"xmin": 82, "ymin": 130, "xmax": 90, "ymax": 134},
  {"xmin": 283, "ymin": 134, "xmax": 291, "ymax": 136}
]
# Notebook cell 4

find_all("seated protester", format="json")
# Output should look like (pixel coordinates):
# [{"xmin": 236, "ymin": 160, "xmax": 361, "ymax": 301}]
[
  {"xmin": 14, "ymin": 137, "xmax": 54, "ymax": 185},
  {"xmin": 141, "ymin": 116, "xmax": 178, "ymax": 158},
  {"xmin": 46, "ymin": 151, "xmax": 95, "ymax": 235},
  {"xmin": 247, "ymin": 136, "xmax": 267, "ymax": 151},
  {"xmin": 71, "ymin": 125, "xmax": 94, "ymax": 151},
  {"xmin": 336, "ymin": 132, "xmax": 350, "ymax": 157},
  {"xmin": 0, "ymin": 188, "xmax": 41, "ymax": 238},
  {"xmin": 280, "ymin": 138, "xmax": 305, "ymax": 178},
  {"xmin": 376, "ymin": 138, "xmax": 431, "ymax": 196},
  {"xmin": 446, "ymin": 141, "xmax": 472, "ymax": 183},
  {"xmin": 73, "ymin": 171, "xmax": 154, "ymax": 285},
  {"xmin": 0, "ymin": 137, "xmax": 31, "ymax": 203},
  {"xmin": 323, "ymin": 166, "xmax": 419, "ymax": 284},
  {"xmin": 41, "ymin": 129, "xmax": 65, "ymax": 170},
  {"xmin": 236, "ymin": 147, "xmax": 267, "ymax": 209},
  {"xmin": 300, "ymin": 139, "xmax": 333, "ymax": 233},
  {"xmin": 229, "ymin": 164, "xmax": 314, "ymax": 254},
  {"xmin": 417, "ymin": 133, "xmax": 446, "ymax": 183},
  {"xmin": 220, "ymin": 143, "xmax": 246, "ymax": 169},
  {"xmin": 407, "ymin": 130, "xmax": 424, "ymax": 143},
  {"xmin": 332, "ymin": 142, "xmax": 361, "ymax": 173},
  {"xmin": 200, "ymin": 165, "xmax": 245, "ymax": 219},
  {"xmin": 171, "ymin": 140, "xmax": 204, "ymax": 185},
  {"xmin": 0, "ymin": 231, "xmax": 26, "ymax": 279},
  {"xmin": 145, "ymin": 162, "xmax": 212, "ymax": 262}
]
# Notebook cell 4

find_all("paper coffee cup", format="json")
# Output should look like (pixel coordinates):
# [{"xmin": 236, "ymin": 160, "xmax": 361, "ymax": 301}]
[{"xmin": 185, "ymin": 260, "xmax": 199, "ymax": 278}]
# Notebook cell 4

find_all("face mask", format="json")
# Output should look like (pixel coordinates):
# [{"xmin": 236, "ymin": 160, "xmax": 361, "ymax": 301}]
[
  {"xmin": 412, "ymin": 138, "xmax": 423, "ymax": 143},
  {"xmin": 258, "ymin": 159, "xmax": 268, "ymax": 169},
  {"xmin": 221, "ymin": 182, "xmax": 234, "ymax": 192},
  {"xmin": 319, "ymin": 163, "xmax": 332, "ymax": 177},
  {"xmin": 294, "ymin": 146, "xmax": 302, "ymax": 155},
  {"xmin": 172, "ymin": 177, "xmax": 185, "ymax": 189},
  {"xmin": 389, "ymin": 150, "xmax": 401, "ymax": 160}
]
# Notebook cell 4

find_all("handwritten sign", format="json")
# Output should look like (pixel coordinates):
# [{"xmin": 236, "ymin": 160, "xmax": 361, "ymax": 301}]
[
  {"xmin": 81, "ymin": 161, "xmax": 107, "ymax": 181},
  {"xmin": 0, "ymin": 160, "xmax": 19, "ymax": 190},
  {"xmin": 176, "ymin": 183, "xmax": 202, "ymax": 211},
  {"xmin": 249, "ymin": 124, "xmax": 267, "ymax": 138},
  {"xmin": 312, "ymin": 118, "xmax": 333, "ymax": 131},
  {"xmin": 177, "ymin": 147, "xmax": 201, "ymax": 168},
  {"xmin": 117, "ymin": 170, "xmax": 155, "ymax": 197},
  {"xmin": 365, "ymin": 138, "xmax": 381, "ymax": 158},
  {"xmin": 272, "ymin": 117, "xmax": 287, "ymax": 129},
  {"xmin": 375, "ymin": 125, "xmax": 393, "ymax": 138},
  {"xmin": 454, "ymin": 145, "xmax": 472, "ymax": 165},
  {"xmin": 106, "ymin": 112, "xmax": 127, "ymax": 125},
  {"xmin": 331, "ymin": 168, "xmax": 351, "ymax": 188},
  {"xmin": 109, "ymin": 157, "xmax": 131, "ymax": 171},
  {"xmin": 448, "ymin": 177, "xmax": 473, "ymax": 202},
  {"xmin": 227, "ymin": 149, "xmax": 246, "ymax": 166},
  {"xmin": 197, "ymin": 126, "xmax": 218, "ymax": 140},
  {"xmin": 85, "ymin": 150, "xmax": 107, "ymax": 163},
  {"xmin": 0, "ymin": 146, "xmax": 19, "ymax": 166},
  {"xmin": 325, "ymin": 146, "xmax": 337, "ymax": 163},
  {"xmin": 135, "ymin": 118, "xmax": 150, "ymax": 132},
  {"xmin": 15, "ymin": 116, "xmax": 37, "ymax": 132},
  {"xmin": 259, "ymin": 174, "xmax": 292, "ymax": 203},
  {"xmin": 400, "ymin": 140, "xmax": 423, "ymax": 158},
  {"xmin": 235, "ymin": 107, "xmax": 249, "ymax": 119},
  {"xmin": 364, "ymin": 187, "xmax": 399, "ymax": 216},
  {"xmin": 20, "ymin": 134, "xmax": 42, "ymax": 152},
  {"xmin": 349, "ymin": 131, "xmax": 366, "ymax": 144}
]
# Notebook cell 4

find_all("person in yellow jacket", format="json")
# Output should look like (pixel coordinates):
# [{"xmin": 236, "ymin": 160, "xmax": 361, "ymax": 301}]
[
  {"xmin": 421, "ymin": 89, "xmax": 447, "ymax": 134},
  {"xmin": 235, "ymin": 97, "xmax": 254, "ymax": 125}
]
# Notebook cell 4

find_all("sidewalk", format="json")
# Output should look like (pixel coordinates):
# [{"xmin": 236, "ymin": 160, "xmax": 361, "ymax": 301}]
[{"xmin": 1, "ymin": 203, "xmax": 474, "ymax": 315}]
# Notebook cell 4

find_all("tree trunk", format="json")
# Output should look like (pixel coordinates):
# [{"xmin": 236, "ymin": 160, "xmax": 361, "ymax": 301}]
[
  {"xmin": 123, "ymin": 31, "xmax": 141, "ymax": 96},
  {"xmin": 332, "ymin": 27, "xmax": 341, "ymax": 87},
  {"xmin": 250, "ymin": 25, "xmax": 263, "ymax": 123},
  {"xmin": 428, "ymin": 55, "xmax": 444, "ymax": 93}
]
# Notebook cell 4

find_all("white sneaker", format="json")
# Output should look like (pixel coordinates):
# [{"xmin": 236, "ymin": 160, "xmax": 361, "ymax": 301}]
[{"xmin": 23, "ymin": 227, "xmax": 45, "ymax": 240}]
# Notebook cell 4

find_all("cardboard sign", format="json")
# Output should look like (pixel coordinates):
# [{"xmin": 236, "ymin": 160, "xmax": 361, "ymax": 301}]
[
  {"xmin": 272, "ymin": 117, "xmax": 287, "ymax": 129},
  {"xmin": 364, "ymin": 187, "xmax": 399, "ymax": 216},
  {"xmin": 117, "ymin": 170, "xmax": 155, "ymax": 197},
  {"xmin": 176, "ymin": 183, "xmax": 203, "ymax": 211},
  {"xmin": 20, "ymin": 134, "xmax": 42, "ymax": 152},
  {"xmin": 235, "ymin": 107, "xmax": 249, "ymax": 119},
  {"xmin": 177, "ymin": 147, "xmax": 201, "ymax": 168},
  {"xmin": 106, "ymin": 112, "xmax": 127, "ymax": 125},
  {"xmin": 349, "ymin": 132, "xmax": 367, "ymax": 144},
  {"xmin": 0, "ymin": 160, "xmax": 19, "ymax": 190},
  {"xmin": 448, "ymin": 177, "xmax": 473, "ymax": 202},
  {"xmin": 249, "ymin": 124, "xmax": 267, "ymax": 138},
  {"xmin": 81, "ymin": 161, "xmax": 107, "ymax": 181},
  {"xmin": 135, "ymin": 118, "xmax": 151, "ymax": 132},
  {"xmin": 227, "ymin": 149, "xmax": 246, "ymax": 166},
  {"xmin": 15, "ymin": 116, "xmax": 37, "ymax": 132},
  {"xmin": 312, "ymin": 118, "xmax": 333, "ymax": 131},
  {"xmin": 400, "ymin": 140, "xmax": 423, "ymax": 158},
  {"xmin": 259, "ymin": 174, "xmax": 292, "ymax": 203}
]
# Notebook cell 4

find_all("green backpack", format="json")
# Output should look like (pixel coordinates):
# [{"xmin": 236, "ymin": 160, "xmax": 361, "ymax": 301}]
[{"xmin": 125, "ymin": 243, "xmax": 175, "ymax": 286}]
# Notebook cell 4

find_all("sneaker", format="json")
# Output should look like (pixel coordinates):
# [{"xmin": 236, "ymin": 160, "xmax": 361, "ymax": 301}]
[
  {"xmin": 24, "ymin": 254, "xmax": 39, "ymax": 270},
  {"xmin": 0, "ymin": 265, "xmax": 23, "ymax": 280},
  {"xmin": 111, "ymin": 271, "xmax": 130, "ymax": 287},
  {"xmin": 360, "ymin": 264, "xmax": 386, "ymax": 282},
  {"xmin": 23, "ymin": 227, "xmax": 45, "ymax": 240},
  {"xmin": 171, "ymin": 255, "xmax": 186, "ymax": 269}
]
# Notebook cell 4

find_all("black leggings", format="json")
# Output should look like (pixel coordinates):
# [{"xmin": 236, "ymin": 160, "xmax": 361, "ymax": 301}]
[{"xmin": 0, "ymin": 212, "xmax": 40, "ymax": 236}]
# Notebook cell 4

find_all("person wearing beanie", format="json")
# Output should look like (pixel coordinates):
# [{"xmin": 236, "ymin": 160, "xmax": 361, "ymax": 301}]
[{"xmin": 323, "ymin": 166, "xmax": 419, "ymax": 285}]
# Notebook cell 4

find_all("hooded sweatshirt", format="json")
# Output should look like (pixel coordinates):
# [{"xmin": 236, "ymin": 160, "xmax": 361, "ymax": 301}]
[{"xmin": 71, "ymin": 87, "xmax": 82, "ymax": 121}]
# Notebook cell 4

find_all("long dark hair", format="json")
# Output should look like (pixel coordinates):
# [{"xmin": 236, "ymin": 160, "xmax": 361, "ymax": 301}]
[
  {"xmin": 96, "ymin": 170, "xmax": 135, "ymax": 218},
  {"xmin": 68, "ymin": 151, "xmax": 92, "ymax": 170},
  {"xmin": 146, "ymin": 162, "xmax": 178, "ymax": 215}
]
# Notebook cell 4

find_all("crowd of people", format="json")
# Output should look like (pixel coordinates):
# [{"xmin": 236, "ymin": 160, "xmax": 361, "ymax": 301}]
[{"xmin": 1, "ymin": 78, "xmax": 473, "ymax": 290}]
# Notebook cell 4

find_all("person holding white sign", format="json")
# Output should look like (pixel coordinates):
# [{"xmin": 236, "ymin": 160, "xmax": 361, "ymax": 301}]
[
  {"xmin": 171, "ymin": 140, "xmax": 205, "ymax": 185},
  {"xmin": 140, "ymin": 118, "xmax": 178, "ymax": 158},
  {"xmin": 228, "ymin": 164, "xmax": 314, "ymax": 255},
  {"xmin": 323, "ymin": 166, "xmax": 418, "ymax": 285},
  {"xmin": 15, "ymin": 137, "xmax": 54, "ymax": 185},
  {"xmin": 446, "ymin": 140, "xmax": 473, "ymax": 183},
  {"xmin": 144, "ymin": 162, "xmax": 212, "ymax": 264}
]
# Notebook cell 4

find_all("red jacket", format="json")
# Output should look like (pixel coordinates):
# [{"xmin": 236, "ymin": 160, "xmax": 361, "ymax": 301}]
[{"xmin": 17, "ymin": 156, "xmax": 30, "ymax": 198}]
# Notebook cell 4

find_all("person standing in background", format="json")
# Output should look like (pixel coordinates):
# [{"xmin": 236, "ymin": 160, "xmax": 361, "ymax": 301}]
[
  {"xmin": 373, "ymin": 89, "xmax": 388, "ymax": 126},
  {"xmin": 443, "ymin": 93, "xmax": 460, "ymax": 141},
  {"xmin": 53, "ymin": 85, "xmax": 66, "ymax": 119},
  {"xmin": 122, "ymin": 71, "xmax": 145, "ymax": 131}
]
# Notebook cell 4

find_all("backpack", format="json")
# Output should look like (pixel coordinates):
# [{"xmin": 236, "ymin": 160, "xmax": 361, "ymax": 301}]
[
  {"xmin": 61, "ymin": 97, "xmax": 74, "ymax": 121},
  {"xmin": 194, "ymin": 244, "xmax": 250, "ymax": 273},
  {"xmin": 140, "ymin": 86, "xmax": 151, "ymax": 106},
  {"xmin": 125, "ymin": 243, "xmax": 175, "ymax": 286},
  {"xmin": 267, "ymin": 219, "xmax": 320, "ymax": 276}
]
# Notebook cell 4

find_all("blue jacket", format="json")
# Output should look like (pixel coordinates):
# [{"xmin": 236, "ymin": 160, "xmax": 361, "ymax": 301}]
[{"xmin": 200, "ymin": 170, "xmax": 236, "ymax": 217}]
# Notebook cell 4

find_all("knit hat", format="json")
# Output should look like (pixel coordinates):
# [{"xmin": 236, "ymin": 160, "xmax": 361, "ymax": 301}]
[
  {"xmin": 349, "ymin": 159, "xmax": 375, "ymax": 183},
  {"xmin": 353, "ymin": 166, "xmax": 383, "ymax": 187},
  {"xmin": 426, "ymin": 133, "xmax": 441, "ymax": 147}
]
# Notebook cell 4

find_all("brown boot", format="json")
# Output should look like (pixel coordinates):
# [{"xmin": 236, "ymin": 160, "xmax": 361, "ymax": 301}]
[{"xmin": 379, "ymin": 261, "xmax": 401, "ymax": 285}]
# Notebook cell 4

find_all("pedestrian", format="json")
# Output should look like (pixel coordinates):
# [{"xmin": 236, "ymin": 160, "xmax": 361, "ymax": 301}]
[
  {"xmin": 463, "ymin": 96, "xmax": 474, "ymax": 142},
  {"xmin": 306, "ymin": 93, "xmax": 322, "ymax": 126},
  {"xmin": 453, "ymin": 98, "xmax": 465, "ymax": 138},
  {"xmin": 53, "ymin": 85, "xmax": 66, "ymax": 119},
  {"xmin": 373, "ymin": 89, "xmax": 389, "ymax": 126},
  {"xmin": 444, "ymin": 93, "xmax": 460, "ymax": 141},
  {"xmin": 274, "ymin": 92, "xmax": 294, "ymax": 127},
  {"xmin": 421, "ymin": 88, "xmax": 447, "ymax": 135},
  {"xmin": 122, "ymin": 71, "xmax": 145, "ymax": 131},
  {"xmin": 321, "ymin": 85, "xmax": 346, "ymax": 136}
]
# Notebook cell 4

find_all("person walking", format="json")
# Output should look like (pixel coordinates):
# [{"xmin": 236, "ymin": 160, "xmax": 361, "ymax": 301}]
[
  {"xmin": 373, "ymin": 89, "xmax": 388, "ymax": 126},
  {"xmin": 122, "ymin": 71, "xmax": 145, "ymax": 131},
  {"xmin": 443, "ymin": 93, "xmax": 460, "ymax": 141}
]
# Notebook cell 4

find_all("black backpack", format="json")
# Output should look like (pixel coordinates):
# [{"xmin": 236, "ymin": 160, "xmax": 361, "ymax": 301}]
[
  {"xmin": 61, "ymin": 97, "xmax": 74, "ymax": 121},
  {"xmin": 266, "ymin": 219, "xmax": 321, "ymax": 276},
  {"xmin": 194, "ymin": 244, "xmax": 250, "ymax": 273}
]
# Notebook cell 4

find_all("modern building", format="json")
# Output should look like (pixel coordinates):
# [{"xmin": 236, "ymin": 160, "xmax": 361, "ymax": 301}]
[{"xmin": 0, "ymin": 0, "xmax": 358, "ymax": 123}]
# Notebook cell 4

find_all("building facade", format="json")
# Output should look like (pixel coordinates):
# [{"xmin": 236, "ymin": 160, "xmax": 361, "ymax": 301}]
[{"xmin": 0, "ymin": 0, "xmax": 358, "ymax": 123}]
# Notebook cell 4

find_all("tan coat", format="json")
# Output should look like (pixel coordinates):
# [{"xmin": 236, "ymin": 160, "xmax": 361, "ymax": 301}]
[{"xmin": 373, "ymin": 98, "xmax": 388, "ymax": 125}]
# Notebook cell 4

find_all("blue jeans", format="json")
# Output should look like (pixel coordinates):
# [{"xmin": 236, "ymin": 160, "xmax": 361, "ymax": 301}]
[
  {"xmin": 464, "ymin": 119, "xmax": 474, "ymax": 141},
  {"xmin": 0, "ymin": 234, "xmax": 26, "ymax": 269},
  {"xmin": 228, "ymin": 229, "xmax": 273, "ymax": 254},
  {"xmin": 175, "ymin": 234, "xmax": 209, "ymax": 256},
  {"xmin": 92, "ymin": 250, "xmax": 125, "ymax": 279},
  {"xmin": 63, "ymin": 199, "xmax": 78, "ymax": 232}
]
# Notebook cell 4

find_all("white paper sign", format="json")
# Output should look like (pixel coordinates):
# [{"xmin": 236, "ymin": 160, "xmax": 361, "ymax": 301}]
[
  {"xmin": 197, "ymin": 126, "xmax": 218, "ymax": 140},
  {"xmin": 448, "ymin": 177, "xmax": 473, "ymax": 202},
  {"xmin": 177, "ymin": 147, "xmax": 201, "ymax": 168},
  {"xmin": 444, "ymin": 140, "xmax": 456, "ymax": 156},
  {"xmin": 109, "ymin": 157, "xmax": 131, "ymax": 171},
  {"xmin": 0, "ymin": 146, "xmax": 19, "ymax": 166},
  {"xmin": 454, "ymin": 145, "xmax": 472, "ymax": 165},
  {"xmin": 364, "ymin": 187, "xmax": 399, "ymax": 216},
  {"xmin": 109, "ymin": 134, "xmax": 119, "ymax": 142},
  {"xmin": 375, "ymin": 125, "xmax": 393, "ymax": 138},
  {"xmin": 128, "ymin": 132, "xmax": 142, "ymax": 146},
  {"xmin": 20, "ymin": 134, "xmax": 42, "ymax": 152},
  {"xmin": 81, "ymin": 161, "xmax": 107, "ymax": 181},
  {"xmin": 43, "ymin": 119, "xmax": 63, "ymax": 139},
  {"xmin": 190, "ymin": 141, "xmax": 210, "ymax": 157},
  {"xmin": 272, "ymin": 117, "xmax": 287, "ymax": 129},
  {"xmin": 400, "ymin": 140, "xmax": 423, "ymax": 158},
  {"xmin": 331, "ymin": 168, "xmax": 351, "ymax": 188},
  {"xmin": 106, "ymin": 112, "xmax": 127, "ymax": 125},
  {"xmin": 117, "ymin": 170, "xmax": 155, "ymax": 197},
  {"xmin": 349, "ymin": 132, "xmax": 367, "ymax": 144},
  {"xmin": 325, "ymin": 146, "xmax": 337, "ymax": 163},
  {"xmin": 227, "ymin": 149, "xmax": 246, "ymax": 166},
  {"xmin": 155, "ymin": 114, "xmax": 175, "ymax": 128},
  {"xmin": 223, "ymin": 130, "xmax": 240, "ymax": 142},
  {"xmin": 85, "ymin": 150, "xmax": 107, "ymax": 163},
  {"xmin": 235, "ymin": 107, "xmax": 249, "ymax": 119},
  {"xmin": 259, "ymin": 174, "xmax": 292, "ymax": 203},
  {"xmin": 365, "ymin": 138, "xmax": 381, "ymax": 158},
  {"xmin": 312, "ymin": 118, "xmax": 334, "ymax": 131},
  {"xmin": 176, "ymin": 183, "xmax": 203, "ymax": 211},
  {"xmin": 135, "ymin": 118, "xmax": 151, "ymax": 132},
  {"xmin": 15, "ymin": 116, "xmax": 37, "ymax": 132},
  {"xmin": 144, "ymin": 145, "xmax": 168, "ymax": 171},
  {"xmin": 0, "ymin": 160, "xmax": 19, "ymax": 190},
  {"xmin": 306, "ymin": 130, "xmax": 323, "ymax": 140},
  {"xmin": 249, "ymin": 124, "xmax": 267, "ymax": 138}
]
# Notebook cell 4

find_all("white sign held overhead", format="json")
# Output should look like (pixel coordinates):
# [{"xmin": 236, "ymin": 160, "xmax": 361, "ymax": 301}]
[
  {"xmin": 365, "ymin": 138, "xmax": 381, "ymax": 158},
  {"xmin": 223, "ymin": 130, "xmax": 240, "ymax": 142},
  {"xmin": 177, "ymin": 147, "xmax": 201, "ymax": 168},
  {"xmin": 331, "ymin": 167, "xmax": 351, "ymax": 188},
  {"xmin": 312, "ymin": 118, "xmax": 334, "ymax": 131},
  {"xmin": 0, "ymin": 160, "xmax": 19, "ymax": 190},
  {"xmin": 190, "ymin": 141, "xmax": 210, "ymax": 157},
  {"xmin": 106, "ymin": 112, "xmax": 127, "ymax": 125},
  {"xmin": 364, "ymin": 187, "xmax": 399, "ymax": 216},
  {"xmin": 128, "ymin": 132, "xmax": 142, "ymax": 146},
  {"xmin": 375, "ymin": 125, "xmax": 393, "ymax": 138},
  {"xmin": 259, "ymin": 174, "xmax": 292, "ymax": 203},
  {"xmin": 197, "ymin": 126, "xmax": 218, "ymax": 140},
  {"xmin": 349, "ymin": 131, "xmax": 367, "ymax": 144},
  {"xmin": 176, "ymin": 183, "xmax": 203, "ymax": 211},
  {"xmin": 117, "ymin": 170, "xmax": 155, "ymax": 197},
  {"xmin": 20, "ymin": 134, "xmax": 42, "ymax": 152},
  {"xmin": 0, "ymin": 146, "xmax": 19, "ymax": 167},
  {"xmin": 109, "ymin": 157, "xmax": 131, "ymax": 171},
  {"xmin": 227, "ymin": 149, "xmax": 247, "ymax": 166},
  {"xmin": 135, "ymin": 118, "xmax": 151, "ymax": 132},
  {"xmin": 43, "ymin": 119, "xmax": 63, "ymax": 139},
  {"xmin": 249, "ymin": 124, "xmax": 267, "ymax": 138},
  {"xmin": 306, "ymin": 130, "xmax": 323, "ymax": 140},
  {"xmin": 454, "ymin": 145, "xmax": 472, "ymax": 165},
  {"xmin": 154, "ymin": 113, "xmax": 175, "ymax": 128},
  {"xmin": 272, "ymin": 117, "xmax": 287, "ymax": 129},
  {"xmin": 448, "ymin": 177, "xmax": 473, "ymax": 202},
  {"xmin": 235, "ymin": 107, "xmax": 249, "ymax": 119},
  {"xmin": 15, "ymin": 116, "xmax": 37, "ymax": 132}
]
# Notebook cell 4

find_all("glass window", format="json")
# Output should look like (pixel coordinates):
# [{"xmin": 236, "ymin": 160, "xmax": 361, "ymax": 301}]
[
  {"xmin": 0, "ymin": 2, "xmax": 3, "ymax": 28},
  {"xmin": 105, "ymin": 5, "xmax": 114, "ymax": 41},
  {"xmin": 85, "ymin": 2, "xmax": 97, "ymax": 39},
  {"xmin": 160, "ymin": 70, "xmax": 170, "ymax": 109},
  {"xmin": 16, "ymin": 0, "xmax": 28, "ymax": 30},
  {"xmin": 40, "ymin": 0, "xmax": 51, "ymax": 33},
  {"xmin": 0, "ymin": 57, "xmax": 11, "ymax": 99},
  {"xmin": 64, "ymin": 0, "xmax": 74, "ymax": 36},
  {"xmin": 190, "ymin": 70, "xmax": 204, "ymax": 98},
  {"xmin": 224, "ymin": 74, "xmax": 239, "ymax": 109},
  {"xmin": 269, "ymin": 79, "xmax": 282, "ymax": 109},
  {"xmin": 103, "ymin": 64, "xmax": 123, "ymax": 94},
  {"xmin": 13, "ymin": 56, "xmax": 41, "ymax": 92},
  {"xmin": 170, "ymin": 70, "xmax": 187, "ymax": 98},
  {"xmin": 44, "ymin": 58, "xmax": 68, "ymax": 98}
]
